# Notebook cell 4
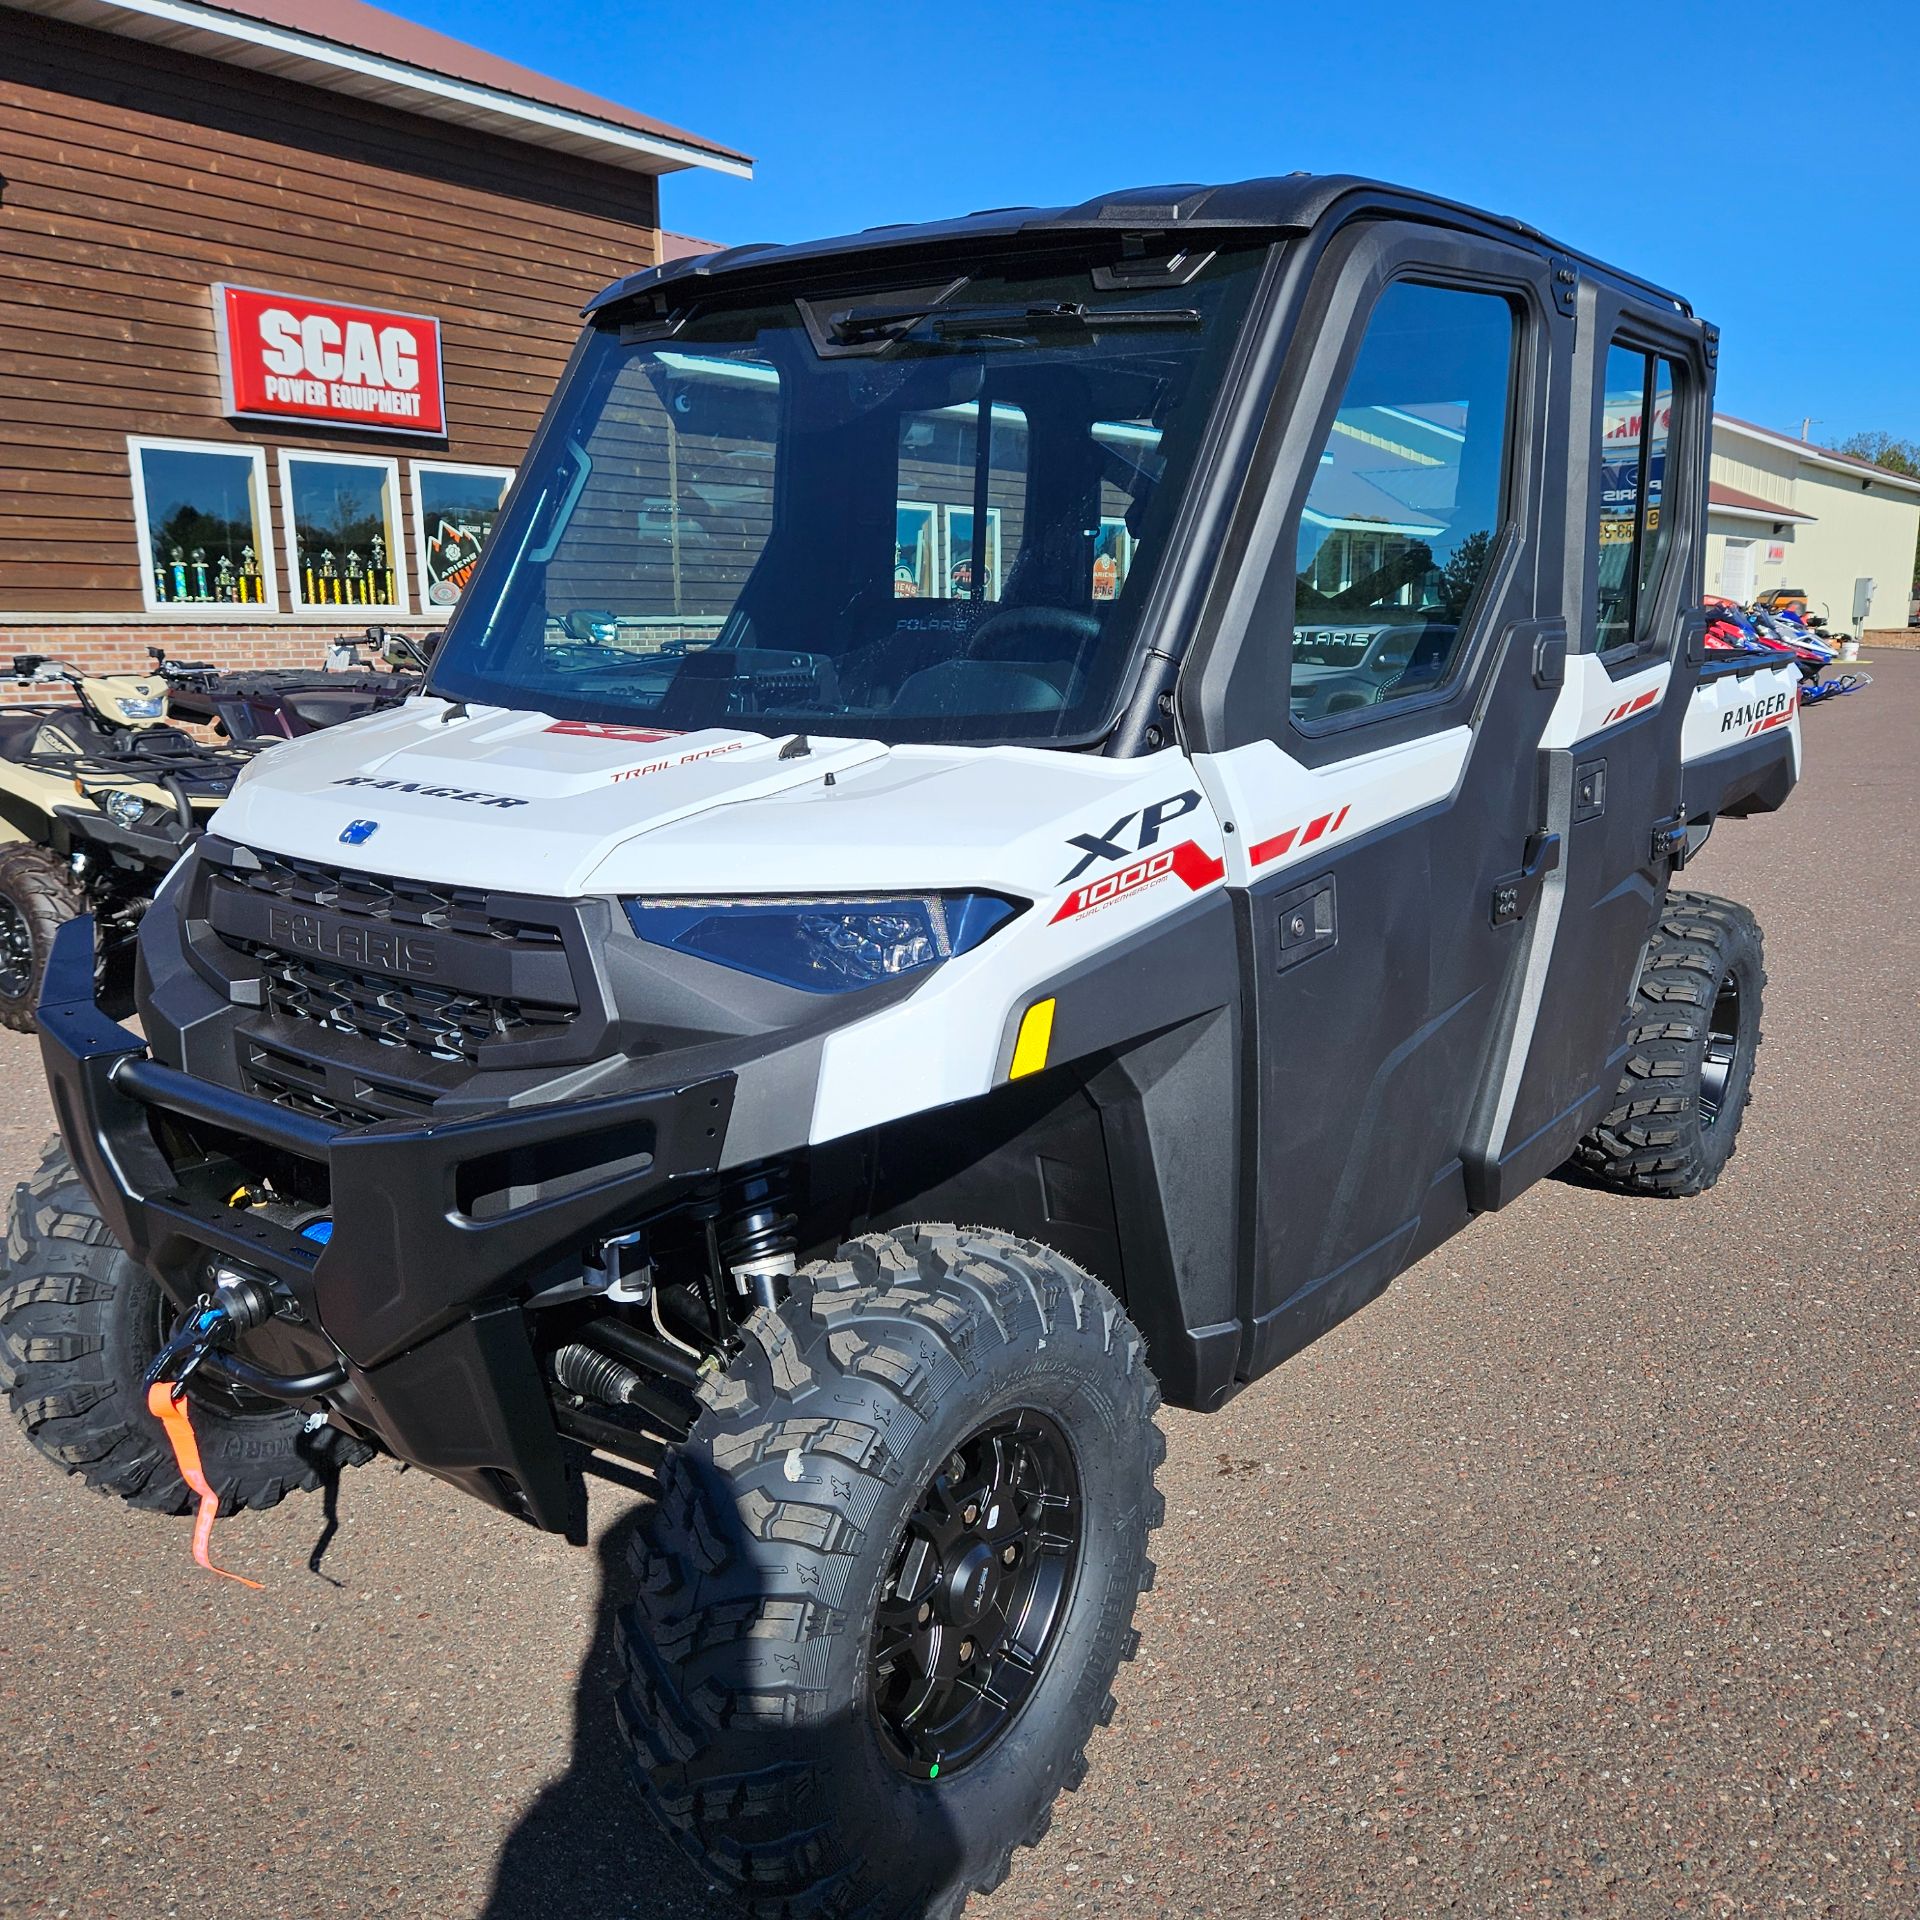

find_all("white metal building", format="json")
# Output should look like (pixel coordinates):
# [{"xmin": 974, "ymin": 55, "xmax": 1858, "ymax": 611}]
[{"xmin": 1708, "ymin": 415, "xmax": 1920, "ymax": 629}]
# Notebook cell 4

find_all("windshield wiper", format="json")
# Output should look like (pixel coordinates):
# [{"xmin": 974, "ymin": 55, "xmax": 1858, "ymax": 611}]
[
  {"xmin": 827, "ymin": 300, "xmax": 1200, "ymax": 345},
  {"xmin": 932, "ymin": 301, "xmax": 1201, "ymax": 337}
]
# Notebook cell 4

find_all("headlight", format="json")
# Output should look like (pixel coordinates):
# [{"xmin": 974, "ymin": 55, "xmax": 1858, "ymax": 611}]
[
  {"xmin": 625, "ymin": 892, "xmax": 1019, "ymax": 993},
  {"xmin": 114, "ymin": 695, "xmax": 166, "ymax": 720},
  {"xmin": 101, "ymin": 789, "xmax": 156, "ymax": 830}
]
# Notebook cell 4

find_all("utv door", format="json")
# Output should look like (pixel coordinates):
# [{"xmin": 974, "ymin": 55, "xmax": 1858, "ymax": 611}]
[
  {"xmin": 1471, "ymin": 294, "xmax": 1711, "ymax": 1201},
  {"xmin": 1183, "ymin": 219, "xmax": 1573, "ymax": 1379}
]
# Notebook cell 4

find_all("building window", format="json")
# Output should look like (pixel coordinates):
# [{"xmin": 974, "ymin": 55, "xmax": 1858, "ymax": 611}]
[
  {"xmin": 279, "ymin": 450, "xmax": 406, "ymax": 612},
  {"xmin": 410, "ymin": 462, "xmax": 513, "ymax": 615},
  {"xmin": 894, "ymin": 502, "xmax": 938, "ymax": 597},
  {"xmin": 941, "ymin": 504, "xmax": 1003, "ymax": 600},
  {"xmin": 128, "ymin": 437, "xmax": 274, "ymax": 611}
]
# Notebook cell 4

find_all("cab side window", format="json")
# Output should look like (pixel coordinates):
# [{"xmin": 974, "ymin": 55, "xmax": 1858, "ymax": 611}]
[
  {"xmin": 1291, "ymin": 281, "xmax": 1515, "ymax": 724},
  {"xmin": 1595, "ymin": 344, "xmax": 1681, "ymax": 652}
]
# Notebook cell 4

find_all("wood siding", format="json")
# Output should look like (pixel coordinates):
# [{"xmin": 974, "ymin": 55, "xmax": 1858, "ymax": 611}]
[{"xmin": 0, "ymin": 9, "xmax": 661, "ymax": 616}]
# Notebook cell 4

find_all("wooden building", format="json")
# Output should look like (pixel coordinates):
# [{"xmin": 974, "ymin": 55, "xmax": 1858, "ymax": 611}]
[{"xmin": 0, "ymin": 0, "xmax": 746, "ymax": 690}]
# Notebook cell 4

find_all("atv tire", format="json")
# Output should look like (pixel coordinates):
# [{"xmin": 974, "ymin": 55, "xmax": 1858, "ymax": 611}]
[
  {"xmin": 0, "ymin": 844, "xmax": 85, "ymax": 1033},
  {"xmin": 1, "ymin": 1139, "xmax": 368, "ymax": 1513},
  {"xmin": 1572, "ymin": 889, "xmax": 1765, "ymax": 1197},
  {"xmin": 616, "ymin": 1224, "xmax": 1165, "ymax": 1920}
]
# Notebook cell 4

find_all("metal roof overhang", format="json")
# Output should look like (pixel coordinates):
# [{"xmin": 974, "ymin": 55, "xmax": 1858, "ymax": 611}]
[{"xmin": 6, "ymin": 0, "xmax": 752, "ymax": 178}]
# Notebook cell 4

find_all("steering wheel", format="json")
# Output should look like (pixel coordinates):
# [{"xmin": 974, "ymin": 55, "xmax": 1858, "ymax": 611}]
[{"xmin": 961, "ymin": 604, "xmax": 1103, "ymax": 664}]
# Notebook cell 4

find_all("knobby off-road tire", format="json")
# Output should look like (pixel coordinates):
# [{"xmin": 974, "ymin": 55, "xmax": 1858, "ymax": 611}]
[
  {"xmin": 0, "ymin": 844, "xmax": 85, "ymax": 1033},
  {"xmin": 1572, "ymin": 889, "xmax": 1765, "ymax": 1197},
  {"xmin": 1, "ymin": 1139, "xmax": 367, "ymax": 1513},
  {"xmin": 616, "ymin": 1225, "xmax": 1166, "ymax": 1920}
]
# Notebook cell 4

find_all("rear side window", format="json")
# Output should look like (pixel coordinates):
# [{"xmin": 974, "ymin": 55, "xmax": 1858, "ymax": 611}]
[
  {"xmin": 1291, "ymin": 281, "xmax": 1515, "ymax": 724},
  {"xmin": 1595, "ymin": 344, "xmax": 1681, "ymax": 652}
]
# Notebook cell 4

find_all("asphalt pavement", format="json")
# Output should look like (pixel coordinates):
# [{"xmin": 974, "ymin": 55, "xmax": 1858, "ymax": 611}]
[{"xmin": 1, "ymin": 658, "xmax": 1914, "ymax": 1920}]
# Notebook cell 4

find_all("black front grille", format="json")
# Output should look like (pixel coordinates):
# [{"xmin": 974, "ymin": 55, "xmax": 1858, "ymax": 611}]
[
  {"xmin": 199, "ymin": 844, "xmax": 585, "ymax": 1081},
  {"xmin": 219, "ymin": 847, "xmax": 567, "ymax": 948},
  {"xmin": 240, "ymin": 1038, "xmax": 431, "ymax": 1128},
  {"xmin": 246, "ymin": 946, "xmax": 573, "ymax": 1065}
]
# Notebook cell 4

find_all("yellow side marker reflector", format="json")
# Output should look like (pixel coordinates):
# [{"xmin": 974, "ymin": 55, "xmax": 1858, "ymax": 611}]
[{"xmin": 1009, "ymin": 998, "xmax": 1056, "ymax": 1080}]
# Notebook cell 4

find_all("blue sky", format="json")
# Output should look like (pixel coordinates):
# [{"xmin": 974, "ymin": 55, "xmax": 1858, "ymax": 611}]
[{"xmin": 407, "ymin": 0, "xmax": 1915, "ymax": 445}]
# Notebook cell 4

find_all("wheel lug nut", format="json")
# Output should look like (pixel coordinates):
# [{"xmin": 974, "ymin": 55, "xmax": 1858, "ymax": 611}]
[
  {"xmin": 916, "ymin": 1602, "xmax": 932, "ymax": 1626},
  {"xmin": 958, "ymin": 1638, "xmax": 974, "ymax": 1664},
  {"xmin": 962, "ymin": 1503, "xmax": 979, "ymax": 1526},
  {"xmin": 1001, "ymin": 1544, "xmax": 1018, "ymax": 1566}
]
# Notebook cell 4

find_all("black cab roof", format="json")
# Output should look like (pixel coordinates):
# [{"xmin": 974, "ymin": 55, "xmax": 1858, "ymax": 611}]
[{"xmin": 587, "ymin": 172, "xmax": 1690, "ymax": 318}]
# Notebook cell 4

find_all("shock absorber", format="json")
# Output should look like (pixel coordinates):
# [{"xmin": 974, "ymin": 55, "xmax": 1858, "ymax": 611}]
[{"xmin": 713, "ymin": 1169, "xmax": 798, "ymax": 1312}]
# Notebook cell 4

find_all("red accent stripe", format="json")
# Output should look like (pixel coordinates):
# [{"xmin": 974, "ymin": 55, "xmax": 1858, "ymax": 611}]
[{"xmin": 1249, "ymin": 826, "xmax": 1297, "ymax": 867}]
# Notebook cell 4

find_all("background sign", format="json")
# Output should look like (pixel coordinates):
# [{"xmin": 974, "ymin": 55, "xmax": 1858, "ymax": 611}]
[{"xmin": 213, "ymin": 283, "xmax": 445, "ymax": 435}]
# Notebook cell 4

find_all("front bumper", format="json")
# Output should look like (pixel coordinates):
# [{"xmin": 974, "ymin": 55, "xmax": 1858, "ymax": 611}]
[
  {"xmin": 52, "ymin": 802, "xmax": 199, "ymax": 875},
  {"xmin": 37, "ymin": 917, "xmax": 735, "ymax": 1535}
]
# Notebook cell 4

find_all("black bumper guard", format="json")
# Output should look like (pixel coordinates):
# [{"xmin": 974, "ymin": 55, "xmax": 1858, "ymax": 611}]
[{"xmin": 36, "ymin": 918, "xmax": 736, "ymax": 1536}]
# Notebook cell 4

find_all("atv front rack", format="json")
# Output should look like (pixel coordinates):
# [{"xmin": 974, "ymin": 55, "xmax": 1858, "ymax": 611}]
[{"xmin": 21, "ymin": 730, "xmax": 259, "ymax": 801}]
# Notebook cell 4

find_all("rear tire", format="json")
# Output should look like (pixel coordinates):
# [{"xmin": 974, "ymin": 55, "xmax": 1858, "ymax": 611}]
[
  {"xmin": 1, "ymin": 1138, "xmax": 368, "ymax": 1513},
  {"xmin": 0, "ymin": 844, "xmax": 85, "ymax": 1033},
  {"xmin": 615, "ymin": 1224, "xmax": 1165, "ymax": 1919},
  {"xmin": 1571, "ymin": 889, "xmax": 1765, "ymax": 1196}
]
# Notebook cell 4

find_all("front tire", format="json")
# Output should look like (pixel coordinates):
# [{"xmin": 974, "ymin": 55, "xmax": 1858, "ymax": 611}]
[
  {"xmin": 1571, "ymin": 889, "xmax": 1766, "ymax": 1196},
  {"xmin": 1, "ymin": 1139, "xmax": 367, "ymax": 1512},
  {"xmin": 616, "ymin": 1225, "xmax": 1165, "ymax": 1919},
  {"xmin": 0, "ymin": 844, "xmax": 85, "ymax": 1033}
]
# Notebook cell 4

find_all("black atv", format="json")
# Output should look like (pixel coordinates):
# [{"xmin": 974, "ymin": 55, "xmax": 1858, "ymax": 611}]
[{"xmin": 152, "ymin": 628, "xmax": 433, "ymax": 743}]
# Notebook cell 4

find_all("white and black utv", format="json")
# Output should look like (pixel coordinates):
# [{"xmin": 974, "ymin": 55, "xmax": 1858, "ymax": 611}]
[{"xmin": 4, "ymin": 174, "xmax": 1800, "ymax": 1917}]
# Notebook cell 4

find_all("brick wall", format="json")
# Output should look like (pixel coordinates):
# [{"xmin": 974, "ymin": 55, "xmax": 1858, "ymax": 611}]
[{"xmin": 0, "ymin": 619, "xmax": 444, "ymax": 704}]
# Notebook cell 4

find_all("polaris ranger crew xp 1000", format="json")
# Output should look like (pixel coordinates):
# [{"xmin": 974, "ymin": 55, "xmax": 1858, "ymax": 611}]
[{"xmin": 5, "ymin": 175, "xmax": 1800, "ymax": 1918}]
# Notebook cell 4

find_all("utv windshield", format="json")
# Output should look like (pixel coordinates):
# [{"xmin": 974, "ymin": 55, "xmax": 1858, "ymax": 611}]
[{"xmin": 427, "ymin": 248, "xmax": 1267, "ymax": 745}]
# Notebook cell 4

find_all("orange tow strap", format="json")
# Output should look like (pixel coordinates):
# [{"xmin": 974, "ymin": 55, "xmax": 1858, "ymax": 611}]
[{"xmin": 146, "ymin": 1380, "xmax": 264, "ymax": 1589}]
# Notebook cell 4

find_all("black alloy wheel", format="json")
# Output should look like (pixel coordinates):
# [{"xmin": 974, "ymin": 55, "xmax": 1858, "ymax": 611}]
[
  {"xmin": 868, "ymin": 1411, "xmax": 1081, "ymax": 1777},
  {"xmin": 1698, "ymin": 969, "xmax": 1743, "ymax": 1126},
  {"xmin": 0, "ymin": 892, "xmax": 32, "ymax": 1000}
]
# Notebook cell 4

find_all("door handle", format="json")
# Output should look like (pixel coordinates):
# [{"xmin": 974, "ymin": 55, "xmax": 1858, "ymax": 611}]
[{"xmin": 1489, "ymin": 831, "xmax": 1561, "ymax": 927}]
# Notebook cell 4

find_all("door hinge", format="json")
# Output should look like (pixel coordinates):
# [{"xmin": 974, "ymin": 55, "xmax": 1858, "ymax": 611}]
[
  {"xmin": 1652, "ymin": 811, "xmax": 1691, "ymax": 869},
  {"xmin": 1490, "ymin": 831, "xmax": 1561, "ymax": 927},
  {"xmin": 1548, "ymin": 256, "xmax": 1579, "ymax": 318}
]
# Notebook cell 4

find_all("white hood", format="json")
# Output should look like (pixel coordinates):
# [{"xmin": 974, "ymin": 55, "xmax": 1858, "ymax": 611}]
[{"xmin": 209, "ymin": 697, "xmax": 1210, "ymax": 904}]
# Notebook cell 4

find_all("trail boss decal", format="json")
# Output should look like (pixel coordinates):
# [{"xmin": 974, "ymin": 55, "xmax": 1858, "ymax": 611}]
[
  {"xmin": 612, "ymin": 739, "xmax": 748, "ymax": 783},
  {"xmin": 1053, "ymin": 789, "xmax": 1224, "ymax": 923},
  {"xmin": 333, "ymin": 776, "xmax": 529, "ymax": 809},
  {"xmin": 1723, "ymin": 690, "xmax": 1797, "ymax": 736}
]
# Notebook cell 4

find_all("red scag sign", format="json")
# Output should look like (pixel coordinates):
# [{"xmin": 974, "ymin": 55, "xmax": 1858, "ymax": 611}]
[{"xmin": 212, "ymin": 284, "xmax": 446, "ymax": 435}]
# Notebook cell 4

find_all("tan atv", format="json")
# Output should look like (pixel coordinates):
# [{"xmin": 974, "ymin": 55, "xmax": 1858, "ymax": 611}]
[{"xmin": 0, "ymin": 656, "xmax": 257, "ymax": 1029}]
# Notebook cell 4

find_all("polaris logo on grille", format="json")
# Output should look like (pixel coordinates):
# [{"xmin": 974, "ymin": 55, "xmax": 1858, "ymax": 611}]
[
  {"xmin": 268, "ymin": 907, "xmax": 439, "ymax": 976},
  {"xmin": 332, "ymin": 776, "xmax": 530, "ymax": 809}
]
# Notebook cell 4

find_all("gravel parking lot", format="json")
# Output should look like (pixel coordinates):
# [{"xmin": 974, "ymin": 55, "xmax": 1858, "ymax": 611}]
[{"xmin": 1, "ymin": 659, "xmax": 1913, "ymax": 1920}]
